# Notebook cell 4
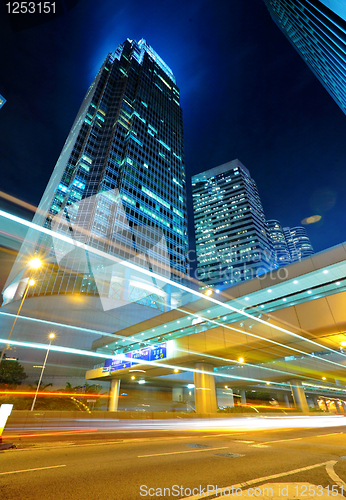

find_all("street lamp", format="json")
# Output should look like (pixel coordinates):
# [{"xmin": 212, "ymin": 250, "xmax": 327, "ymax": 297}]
[
  {"xmin": 30, "ymin": 333, "xmax": 55, "ymax": 412},
  {"xmin": 0, "ymin": 258, "xmax": 42, "ymax": 363}
]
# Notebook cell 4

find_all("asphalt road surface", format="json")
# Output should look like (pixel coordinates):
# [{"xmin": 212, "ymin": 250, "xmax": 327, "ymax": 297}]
[{"xmin": 1, "ymin": 416, "xmax": 346, "ymax": 500}]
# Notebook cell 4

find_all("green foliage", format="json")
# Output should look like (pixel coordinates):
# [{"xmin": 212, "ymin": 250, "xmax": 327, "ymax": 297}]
[
  {"xmin": 0, "ymin": 353, "xmax": 27, "ymax": 387},
  {"xmin": 0, "ymin": 394, "xmax": 87, "ymax": 411},
  {"xmin": 244, "ymin": 391, "xmax": 271, "ymax": 401}
]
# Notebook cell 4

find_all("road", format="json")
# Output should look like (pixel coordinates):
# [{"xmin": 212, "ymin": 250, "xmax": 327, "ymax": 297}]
[{"xmin": 1, "ymin": 416, "xmax": 346, "ymax": 500}]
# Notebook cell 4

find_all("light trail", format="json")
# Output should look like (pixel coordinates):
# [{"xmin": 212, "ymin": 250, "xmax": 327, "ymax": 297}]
[
  {"xmin": 0, "ymin": 390, "xmax": 110, "ymax": 398},
  {"xmin": 0, "ymin": 206, "xmax": 342, "ymax": 356},
  {"xmin": 172, "ymin": 306, "xmax": 346, "ymax": 370},
  {"xmin": 1, "ymin": 429, "xmax": 98, "ymax": 440},
  {"xmin": 0, "ymin": 337, "xmax": 287, "ymax": 385},
  {"xmin": 0, "ymin": 311, "xmax": 122, "ymax": 340},
  {"xmin": 1, "ymin": 207, "xmax": 345, "ymax": 379}
]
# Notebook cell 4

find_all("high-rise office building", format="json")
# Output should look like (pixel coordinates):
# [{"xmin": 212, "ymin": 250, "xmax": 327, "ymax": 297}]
[
  {"xmin": 263, "ymin": 0, "xmax": 346, "ymax": 114},
  {"xmin": 267, "ymin": 219, "xmax": 291, "ymax": 267},
  {"xmin": 192, "ymin": 160, "xmax": 272, "ymax": 288},
  {"xmin": 4, "ymin": 39, "xmax": 188, "ymax": 310},
  {"xmin": 283, "ymin": 226, "xmax": 314, "ymax": 261},
  {"xmin": 1, "ymin": 39, "xmax": 188, "ymax": 384}
]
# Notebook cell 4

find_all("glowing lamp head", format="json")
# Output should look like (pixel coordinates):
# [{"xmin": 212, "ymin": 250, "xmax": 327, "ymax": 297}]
[
  {"xmin": 48, "ymin": 333, "xmax": 55, "ymax": 340},
  {"xmin": 173, "ymin": 368, "xmax": 179, "ymax": 373},
  {"xmin": 131, "ymin": 376, "xmax": 135, "ymax": 380},
  {"xmin": 29, "ymin": 258, "xmax": 42, "ymax": 270},
  {"xmin": 322, "ymin": 376, "xmax": 326, "ymax": 381},
  {"xmin": 341, "ymin": 341, "xmax": 346, "ymax": 347},
  {"xmin": 205, "ymin": 289, "xmax": 213, "ymax": 296},
  {"xmin": 28, "ymin": 279, "xmax": 36, "ymax": 286},
  {"xmin": 238, "ymin": 357, "xmax": 244, "ymax": 364}
]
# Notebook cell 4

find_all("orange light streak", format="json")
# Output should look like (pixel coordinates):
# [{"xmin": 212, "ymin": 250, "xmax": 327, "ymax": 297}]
[
  {"xmin": 0, "ymin": 190, "xmax": 37, "ymax": 213},
  {"xmin": 240, "ymin": 403, "xmax": 295, "ymax": 410},
  {"xmin": 0, "ymin": 391, "xmax": 111, "ymax": 398},
  {"xmin": 2, "ymin": 429, "xmax": 98, "ymax": 439}
]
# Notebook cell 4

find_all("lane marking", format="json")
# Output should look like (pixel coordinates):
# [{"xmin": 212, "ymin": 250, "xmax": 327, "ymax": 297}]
[
  {"xmin": 252, "ymin": 437, "xmax": 302, "ymax": 446},
  {"xmin": 252, "ymin": 432, "xmax": 343, "ymax": 447},
  {"xmin": 2, "ymin": 434, "xmax": 243, "ymax": 453},
  {"xmin": 235, "ymin": 440, "xmax": 255, "ymax": 443},
  {"xmin": 180, "ymin": 460, "xmax": 335, "ymax": 500},
  {"xmin": 4, "ymin": 433, "xmax": 248, "ymax": 453},
  {"xmin": 201, "ymin": 433, "xmax": 247, "ymax": 438},
  {"xmin": 0, "ymin": 465, "xmax": 66, "ymax": 476},
  {"xmin": 138, "ymin": 446, "xmax": 229, "ymax": 458},
  {"xmin": 315, "ymin": 432, "xmax": 343, "ymax": 438},
  {"xmin": 326, "ymin": 462, "xmax": 346, "ymax": 487}
]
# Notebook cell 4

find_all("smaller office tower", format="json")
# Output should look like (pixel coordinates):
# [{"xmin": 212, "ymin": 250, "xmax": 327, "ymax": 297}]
[
  {"xmin": 263, "ymin": 0, "xmax": 346, "ymax": 115},
  {"xmin": 0, "ymin": 94, "xmax": 6, "ymax": 109},
  {"xmin": 283, "ymin": 226, "xmax": 314, "ymax": 262},
  {"xmin": 267, "ymin": 219, "xmax": 291, "ymax": 267},
  {"xmin": 192, "ymin": 159, "xmax": 272, "ymax": 288}
]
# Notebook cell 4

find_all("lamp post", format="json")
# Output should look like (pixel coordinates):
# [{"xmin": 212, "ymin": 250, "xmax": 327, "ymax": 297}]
[
  {"xmin": 30, "ymin": 333, "xmax": 55, "ymax": 412},
  {"xmin": 0, "ymin": 258, "xmax": 42, "ymax": 363}
]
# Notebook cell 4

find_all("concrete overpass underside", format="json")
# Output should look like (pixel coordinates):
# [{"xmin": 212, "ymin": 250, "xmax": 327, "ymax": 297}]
[{"xmin": 87, "ymin": 243, "xmax": 346, "ymax": 414}]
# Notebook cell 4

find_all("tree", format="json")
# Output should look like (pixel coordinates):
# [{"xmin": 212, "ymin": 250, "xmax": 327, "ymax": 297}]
[{"xmin": 0, "ymin": 352, "xmax": 27, "ymax": 386}]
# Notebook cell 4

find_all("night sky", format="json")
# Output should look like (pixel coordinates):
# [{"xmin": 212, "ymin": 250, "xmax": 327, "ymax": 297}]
[{"xmin": 1, "ymin": 0, "xmax": 346, "ymax": 255}]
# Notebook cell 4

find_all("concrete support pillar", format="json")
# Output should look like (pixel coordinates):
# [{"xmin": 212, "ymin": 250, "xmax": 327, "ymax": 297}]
[
  {"xmin": 335, "ymin": 401, "xmax": 343, "ymax": 414},
  {"xmin": 240, "ymin": 390, "xmax": 246, "ymax": 405},
  {"xmin": 320, "ymin": 398, "xmax": 329, "ymax": 412},
  {"xmin": 283, "ymin": 393, "xmax": 290, "ymax": 408},
  {"xmin": 194, "ymin": 363, "xmax": 217, "ymax": 414},
  {"xmin": 289, "ymin": 380, "xmax": 309, "ymax": 414},
  {"xmin": 216, "ymin": 387, "xmax": 234, "ymax": 408},
  {"xmin": 312, "ymin": 396, "xmax": 319, "ymax": 409},
  {"xmin": 109, "ymin": 379, "xmax": 120, "ymax": 412},
  {"xmin": 172, "ymin": 387, "xmax": 184, "ymax": 402}
]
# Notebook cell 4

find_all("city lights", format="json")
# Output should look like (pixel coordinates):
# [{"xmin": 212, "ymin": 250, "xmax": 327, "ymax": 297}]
[{"xmin": 29, "ymin": 257, "xmax": 42, "ymax": 269}]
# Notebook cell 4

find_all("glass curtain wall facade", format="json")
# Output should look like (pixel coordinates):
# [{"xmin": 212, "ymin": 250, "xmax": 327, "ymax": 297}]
[
  {"xmin": 4, "ymin": 39, "xmax": 188, "ymax": 310},
  {"xmin": 263, "ymin": 0, "xmax": 346, "ymax": 114},
  {"xmin": 283, "ymin": 226, "xmax": 314, "ymax": 261},
  {"xmin": 267, "ymin": 219, "xmax": 291, "ymax": 267},
  {"xmin": 192, "ymin": 159, "xmax": 272, "ymax": 289}
]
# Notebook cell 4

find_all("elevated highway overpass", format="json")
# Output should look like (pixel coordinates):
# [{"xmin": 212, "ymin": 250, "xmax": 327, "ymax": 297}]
[{"xmin": 87, "ymin": 243, "xmax": 346, "ymax": 413}]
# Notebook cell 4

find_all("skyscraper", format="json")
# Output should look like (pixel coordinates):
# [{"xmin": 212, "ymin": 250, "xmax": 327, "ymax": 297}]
[
  {"xmin": 283, "ymin": 226, "xmax": 314, "ymax": 261},
  {"xmin": 263, "ymin": 0, "xmax": 346, "ymax": 114},
  {"xmin": 192, "ymin": 160, "xmax": 272, "ymax": 288},
  {"xmin": 1, "ymin": 39, "xmax": 188, "ymax": 384},
  {"xmin": 267, "ymin": 219, "xmax": 291, "ymax": 267},
  {"xmin": 4, "ymin": 39, "xmax": 188, "ymax": 310}
]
